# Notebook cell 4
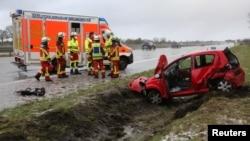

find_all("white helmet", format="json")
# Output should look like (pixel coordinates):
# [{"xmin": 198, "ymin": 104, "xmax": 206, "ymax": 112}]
[
  {"xmin": 70, "ymin": 32, "xmax": 77, "ymax": 36},
  {"xmin": 104, "ymin": 29, "xmax": 111, "ymax": 36},
  {"xmin": 58, "ymin": 32, "xmax": 65, "ymax": 37},
  {"xmin": 93, "ymin": 35, "xmax": 100, "ymax": 41},
  {"xmin": 41, "ymin": 37, "xmax": 50, "ymax": 43}
]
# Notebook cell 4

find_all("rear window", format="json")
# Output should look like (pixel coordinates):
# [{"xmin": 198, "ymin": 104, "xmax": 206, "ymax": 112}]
[{"xmin": 223, "ymin": 48, "xmax": 239, "ymax": 68}]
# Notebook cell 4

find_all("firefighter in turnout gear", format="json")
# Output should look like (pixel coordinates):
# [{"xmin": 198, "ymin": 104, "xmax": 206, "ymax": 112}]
[
  {"xmin": 103, "ymin": 30, "xmax": 113, "ymax": 57},
  {"xmin": 89, "ymin": 35, "xmax": 106, "ymax": 79},
  {"xmin": 56, "ymin": 32, "xmax": 68, "ymax": 78},
  {"xmin": 85, "ymin": 32, "xmax": 94, "ymax": 75},
  {"xmin": 35, "ymin": 37, "xmax": 52, "ymax": 81},
  {"xmin": 68, "ymin": 32, "xmax": 81, "ymax": 75},
  {"xmin": 109, "ymin": 37, "xmax": 120, "ymax": 78}
]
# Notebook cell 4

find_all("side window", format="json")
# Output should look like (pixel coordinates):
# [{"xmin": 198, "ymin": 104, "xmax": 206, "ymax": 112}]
[
  {"xmin": 179, "ymin": 57, "xmax": 192, "ymax": 70},
  {"xmin": 71, "ymin": 23, "xmax": 80, "ymax": 34},
  {"xmin": 195, "ymin": 55, "xmax": 214, "ymax": 68}
]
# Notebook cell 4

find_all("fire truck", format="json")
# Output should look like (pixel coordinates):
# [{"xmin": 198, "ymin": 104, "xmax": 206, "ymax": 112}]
[{"xmin": 10, "ymin": 9, "xmax": 133, "ymax": 71}]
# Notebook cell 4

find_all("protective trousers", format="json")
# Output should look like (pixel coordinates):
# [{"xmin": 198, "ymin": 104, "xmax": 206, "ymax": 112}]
[
  {"xmin": 70, "ymin": 52, "xmax": 79, "ymax": 71},
  {"xmin": 111, "ymin": 60, "xmax": 120, "ymax": 78},
  {"xmin": 57, "ymin": 56, "xmax": 67, "ymax": 77},
  {"xmin": 92, "ymin": 59, "xmax": 105, "ymax": 78}
]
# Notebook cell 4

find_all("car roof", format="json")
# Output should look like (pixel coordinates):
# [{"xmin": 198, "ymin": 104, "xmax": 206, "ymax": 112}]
[{"xmin": 182, "ymin": 49, "xmax": 223, "ymax": 58}]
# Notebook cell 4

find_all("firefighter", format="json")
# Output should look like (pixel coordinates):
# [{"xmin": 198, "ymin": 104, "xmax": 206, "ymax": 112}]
[
  {"xmin": 35, "ymin": 37, "xmax": 52, "ymax": 81},
  {"xmin": 56, "ymin": 32, "xmax": 68, "ymax": 78},
  {"xmin": 103, "ymin": 30, "xmax": 113, "ymax": 56},
  {"xmin": 85, "ymin": 32, "xmax": 94, "ymax": 75},
  {"xmin": 109, "ymin": 37, "xmax": 120, "ymax": 78},
  {"xmin": 68, "ymin": 32, "xmax": 81, "ymax": 75},
  {"xmin": 89, "ymin": 35, "xmax": 106, "ymax": 79}
]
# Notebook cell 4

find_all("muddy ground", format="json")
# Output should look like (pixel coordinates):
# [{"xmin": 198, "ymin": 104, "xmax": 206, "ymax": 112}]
[{"xmin": 1, "ymin": 85, "xmax": 249, "ymax": 141}]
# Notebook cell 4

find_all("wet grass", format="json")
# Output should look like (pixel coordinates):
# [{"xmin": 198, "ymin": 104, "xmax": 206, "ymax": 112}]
[{"xmin": 0, "ymin": 70, "xmax": 154, "ymax": 134}]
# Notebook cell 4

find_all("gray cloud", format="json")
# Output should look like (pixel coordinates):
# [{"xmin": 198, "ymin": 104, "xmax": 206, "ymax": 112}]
[{"xmin": 0, "ymin": 0, "xmax": 250, "ymax": 40}]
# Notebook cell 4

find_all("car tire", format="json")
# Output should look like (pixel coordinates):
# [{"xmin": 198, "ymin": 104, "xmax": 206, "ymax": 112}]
[
  {"xmin": 217, "ymin": 80, "xmax": 232, "ymax": 92},
  {"xmin": 120, "ymin": 57, "xmax": 128, "ymax": 70},
  {"xmin": 147, "ymin": 90, "xmax": 162, "ymax": 104}
]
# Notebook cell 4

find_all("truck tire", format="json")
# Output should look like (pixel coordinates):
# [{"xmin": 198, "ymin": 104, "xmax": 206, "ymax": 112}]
[{"xmin": 120, "ymin": 57, "xmax": 128, "ymax": 70}]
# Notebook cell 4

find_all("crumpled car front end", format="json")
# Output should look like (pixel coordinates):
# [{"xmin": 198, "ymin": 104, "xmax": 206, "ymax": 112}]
[{"xmin": 128, "ymin": 76, "xmax": 148, "ymax": 94}]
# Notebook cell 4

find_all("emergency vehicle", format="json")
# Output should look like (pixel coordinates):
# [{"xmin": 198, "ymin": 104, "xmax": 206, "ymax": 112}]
[{"xmin": 10, "ymin": 10, "xmax": 133, "ymax": 71}]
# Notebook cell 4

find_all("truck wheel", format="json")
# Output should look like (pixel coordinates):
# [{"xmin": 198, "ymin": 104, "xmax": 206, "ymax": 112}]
[
  {"xmin": 147, "ymin": 90, "xmax": 162, "ymax": 104},
  {"xmin": 217, "ymin": 80, "xmax": 232, "ymax": 92},
  {"xmin": 120, "ymin": 57, "xmax": 128, "ymax": 70}
]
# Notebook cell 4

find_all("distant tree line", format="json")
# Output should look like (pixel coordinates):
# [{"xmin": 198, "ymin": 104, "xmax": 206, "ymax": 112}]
[
  {"xmin": 0, "ymin": 25, "xmax": 13, "ymax": 45},
  {"xmin": 123, "ymin": 37, "xmax": 227, "ymax": 47}
]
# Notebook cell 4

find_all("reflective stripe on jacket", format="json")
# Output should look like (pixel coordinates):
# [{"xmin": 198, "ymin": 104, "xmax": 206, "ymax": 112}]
[
  {"xmin": 110, "ymin": 46, "xmax": 119, "ymax": 61},
  {"xmin": 104, "ymin": 36, "xmax": 112, "ymax": 53},
  {"xmin": 92, "ymin": 43, "xmax": 103, "ymax": 60},
  {"xmin": 40, "ymin": 48, "xmax": 50, "ymax": 61},
  {"xmin": 85, "ymin": 37, "xmax": 92, "ymax": 53},
  {"xmin": 68, "ymin": 39, "xmax": 79, "ymax": 53},
  {"xmin": 56, "ymin": 41, "xmax": 65, "ymax": 58}
]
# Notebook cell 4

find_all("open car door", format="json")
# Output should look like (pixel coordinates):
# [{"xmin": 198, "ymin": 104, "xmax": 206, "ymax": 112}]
[{"xmin": 154, "ymin": 54, "xmax": 168, "ymax": 75}]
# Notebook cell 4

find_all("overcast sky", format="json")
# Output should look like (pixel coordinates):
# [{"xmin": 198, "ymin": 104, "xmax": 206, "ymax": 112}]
[{"xmin": 0, "ymin": 0, "xmax": 250, "ymax": 41}]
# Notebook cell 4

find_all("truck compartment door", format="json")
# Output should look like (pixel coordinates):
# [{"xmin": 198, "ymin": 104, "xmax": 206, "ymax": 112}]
[{"xmin": 28, "ymin": 19, "xmax": 43, "ymax": 63}]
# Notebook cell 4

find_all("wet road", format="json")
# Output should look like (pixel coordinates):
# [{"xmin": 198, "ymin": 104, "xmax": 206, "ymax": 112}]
[{"xmin": 0, "ymin": 44, "xmax": 233, "ymax": 110}]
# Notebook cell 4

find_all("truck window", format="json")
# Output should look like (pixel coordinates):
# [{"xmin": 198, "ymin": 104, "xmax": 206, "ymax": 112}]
[{"xmin": 71, "ymin": 23, "xmax": 80, "ymax": 34}]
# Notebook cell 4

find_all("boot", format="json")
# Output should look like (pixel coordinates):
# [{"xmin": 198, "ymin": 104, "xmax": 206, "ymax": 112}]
[
  {"xmin": 102, "ymin": 72, "xmax": 105, "ymax": 79},
  {"xmin": 75, "ymin": 69, "xmax": 81, "ymax": 75},
  {"xmin": 70, "ymin": 69, "xmax": 74, "ymax": 75},
  {"xmin": 62, "ymin": 73, "xmax": 69, "ymax": 78},
  {"xmin": 94, "ymin": 74, "xmax": 99, "ymax": 79},
  {"xmin": 88, "ymin": 70, "xmax": 92, "ymax": 76},
  {"xmin": 45, "ymin": 76, "xmax": 53, "ymax": 82},
  {"xmin": 35, "ymin": 73, "xmax": 41, "ymax": 81},
  {"xmin": 58, "ymin": 74, "xmax": 63, "ymax": 78}
]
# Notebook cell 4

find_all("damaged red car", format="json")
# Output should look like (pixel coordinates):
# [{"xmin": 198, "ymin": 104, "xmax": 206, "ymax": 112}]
[{"xmin": 129, "ymin": 48, "xmax": 245, "ymax": 104}]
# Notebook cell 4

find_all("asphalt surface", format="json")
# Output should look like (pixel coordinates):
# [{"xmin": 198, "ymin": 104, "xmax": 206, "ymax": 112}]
[{"xmin": 0, "ymin": 44, "xmax": 233, "ymax": 111}]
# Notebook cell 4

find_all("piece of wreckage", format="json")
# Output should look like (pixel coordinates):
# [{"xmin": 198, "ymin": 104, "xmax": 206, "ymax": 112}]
[
  {"xmin": 16, "ymin": 87, "xmax": 46, "ymax": 96},
  {"xmin": 129, "ymin": 48, "xmax": 245, "ymax": 104}
]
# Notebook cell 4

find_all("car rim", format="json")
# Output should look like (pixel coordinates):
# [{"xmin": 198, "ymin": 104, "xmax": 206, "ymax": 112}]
[
  {"xmin": 217, "ymin": 80, "xmax": 232, "ymax": 92},
  {"xmin": 148, "ymin": 91, "xmax": 162, "ymax": 104}
]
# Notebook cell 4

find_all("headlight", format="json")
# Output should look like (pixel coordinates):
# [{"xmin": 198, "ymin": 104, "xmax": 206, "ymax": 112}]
[{"xmin": 154, "ymin": 74, "xmax": 160, "ymax": 79}]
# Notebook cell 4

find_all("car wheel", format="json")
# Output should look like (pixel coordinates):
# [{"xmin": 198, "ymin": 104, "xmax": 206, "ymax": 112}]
[
  {"xmin": 217, "ymin": 80, "xmax": 232, "ymax": 92},
  {"xmin": 147, "ymin": 90, "xmax": 162, "ymax": 104},
  {"xmin": 120, "ymin": 57, "xmax": 128, "ymax": 70}
]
